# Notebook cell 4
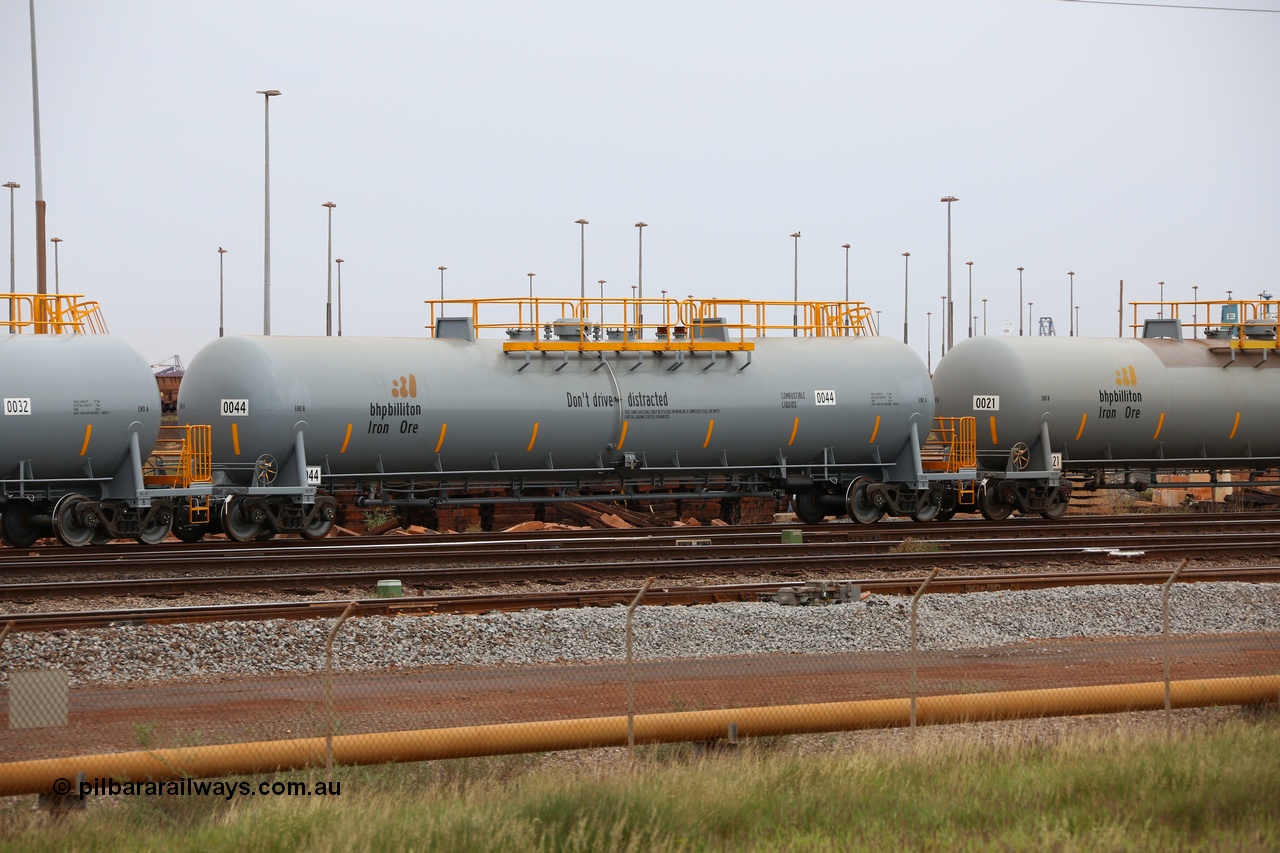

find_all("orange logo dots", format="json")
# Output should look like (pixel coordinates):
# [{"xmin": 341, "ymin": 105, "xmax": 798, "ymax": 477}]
[
  {"xmin": 391, "ymin": 374, "xmax": 418, "ymax": 399},
  {"xmin": 1114, "ymin": 365, "xmax": 1137, "ymax": 387}
]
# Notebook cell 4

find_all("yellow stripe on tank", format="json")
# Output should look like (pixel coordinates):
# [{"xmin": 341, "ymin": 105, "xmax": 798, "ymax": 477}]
[
  {"xmin": 79, "ymin": 424, "xmax": 92, "ymax": 456},
  {"xmin": 989, "ymin": 415, "xmax": 998, "ymax": 446},
  {"xmin": 1229, "ymin": 411, "xmax": 1241, "ymax": 440},
  {"xmin": 702, "ymin": 419, "xmax": 715, "ymax": 449},
  {"xmin": 869, "ymin": 415, "xmax": 881, "ymax": 444},
  {"xmin": 1074, "ymin": 413, "xmax": 1088, "ymax": 441},
  {"xmin": 434, "ymin": 423, "xmax": 447, "ymax": 453},
  {"xmin": 617, "ymin": 420, "xmax": 629, "ymax": 450},
  {"xmin": 339, "ymin": 423, "xmax": 353, "ymax": 454},
  {"xmin": 526, "ymin": 422, "xmax": 539, "ymax": 452},
  {"xmin": 1152, "ymin": 412, "xmax": 1165, "ymax": 441},
  {"xmin": 232, "ymin": 422, "xmax": 241, "ymax": 456},
  {"xmin": 787, "ymin": 417, "xmax": 799, "ymax": 447}
]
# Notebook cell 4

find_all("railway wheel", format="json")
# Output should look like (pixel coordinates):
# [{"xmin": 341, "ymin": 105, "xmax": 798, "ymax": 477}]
[
  {"xmin": 911, "ymin": 492, "xmax": 942, "ymax": 523},
  {"xmin": 977, "ymin": 483, "xmax": 1015, "ymax": 521},
  {"xmin": 792, "ymin": 492, "xmax": 827, "ymax": 525},
  {"xmin": 173, "ymin": 517, "xmax": 206, "ymax": 543},
  {"xmin": 845, "ymin": 478, "xmax": 885, "ymax": 525},
  {"xmin": 136, "ymin": 504, "xmax": 174, "ymax": 545},
  {"xmin": 52, "ymin": 495, "xmax": 98, "ymax": 548},
  {"xmin": 1040, "ymin": 487, "xmax": 1070, "ymax": 520},
  {"xmin": 222, "ymin": 495, "xmax": 264, "ymax": 543},
  {"xmin": 300, "ymin": 504, "xmax": 336, "ymax": 540},
  {"xmin": 1, "ymin": 503, "xmax": 43, "ymax": 548}
]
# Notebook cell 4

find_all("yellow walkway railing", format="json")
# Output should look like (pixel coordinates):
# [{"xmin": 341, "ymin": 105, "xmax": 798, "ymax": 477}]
[
  {"xmin": 426, "ymin": 297, "xmax": 878, "ymax": 353},
  {"xmin": 1129, "ymin": 298, "xmax": 1280, "ymax": 350},
  {"xmin": 1, "ymin": 293, "xmax": 109, "ymax": 334}
]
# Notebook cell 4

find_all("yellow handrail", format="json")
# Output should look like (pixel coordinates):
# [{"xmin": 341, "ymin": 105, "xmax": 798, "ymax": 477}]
[
  {"xmin": 1128, "ymin": 299, "xmax": 1280, "ymax": 349},
  {"xmin": 143, "ymin": 425, "xmax": 213, "ymax": 488},
  {"xmin": 0, "ymin": 293, "xmax": 109, "ymax": 334},
  {"xmin": 425, "ymin": 296, "xmax": 878, "ymax": 351}
]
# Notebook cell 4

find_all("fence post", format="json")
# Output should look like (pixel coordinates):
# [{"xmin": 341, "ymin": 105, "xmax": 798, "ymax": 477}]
[
  {"xmin": 1162, "ymin": 558, "xmax": 1189, "ymax": 736},
  {"xmin": 910, "ymin": 568, "xmax": 940, "ymax": 737},
  {"xmin": 325, "ymin": 602, "xmax": 359, "ymax": 779},
  {"xmin": 626, "ymin": 578, "xmax": 654, "ymax": 754}
]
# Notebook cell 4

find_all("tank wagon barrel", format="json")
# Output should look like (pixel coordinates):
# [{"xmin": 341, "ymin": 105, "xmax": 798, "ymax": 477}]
[{"xmin": 176, "ymin": 296, "xmax": 977, "ymax": 540}]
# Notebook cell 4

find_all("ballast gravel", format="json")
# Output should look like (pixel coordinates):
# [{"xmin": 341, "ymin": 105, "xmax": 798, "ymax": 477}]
[{"xmin": 3, "ymin": 582, "xmax": 1277, "ymax": 687}]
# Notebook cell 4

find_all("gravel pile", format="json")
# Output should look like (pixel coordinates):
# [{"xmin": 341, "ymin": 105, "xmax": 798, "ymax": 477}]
[{"xmin": 3, "ymin": 582, "xmax": 1277, "ymax": 687}]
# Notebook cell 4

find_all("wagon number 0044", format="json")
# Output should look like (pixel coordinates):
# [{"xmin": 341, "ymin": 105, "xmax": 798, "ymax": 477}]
[{"xmin": 220, "ymin": 399, "xmax": 249, "ymax": 417}]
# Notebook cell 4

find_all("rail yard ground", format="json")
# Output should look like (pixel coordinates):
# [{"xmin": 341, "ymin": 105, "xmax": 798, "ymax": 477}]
[{"xmin": 1, "ymin": 709, "xmax": 1276, "ymax": 851}]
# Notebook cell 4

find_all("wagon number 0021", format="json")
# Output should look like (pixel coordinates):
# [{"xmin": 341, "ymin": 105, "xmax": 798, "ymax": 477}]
[{"xmin": 972, "ymin": 395, "xmax": 999, "ymax": 411}]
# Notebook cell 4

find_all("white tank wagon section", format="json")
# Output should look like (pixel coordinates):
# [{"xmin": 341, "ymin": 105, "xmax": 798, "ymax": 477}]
[
  {"xmin": 177, "ymin": 297, "xmax": 977, "ymax": 540},
  {"xmin": 932, "ymin": 301, "xmax": 1280, "ymax": 520},
  {"xmin": 0, "ymin": 295, "xmax": 212, "ymax": 547}
]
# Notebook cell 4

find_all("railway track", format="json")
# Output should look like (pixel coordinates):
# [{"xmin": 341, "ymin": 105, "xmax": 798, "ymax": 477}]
[
  {"xmin": 3, "ymin": 565, "xmax": 1276, "ymax": 633},
  {"xmin": 3, "ymin": 513, "xmax": 1280, "ymax": 586}
]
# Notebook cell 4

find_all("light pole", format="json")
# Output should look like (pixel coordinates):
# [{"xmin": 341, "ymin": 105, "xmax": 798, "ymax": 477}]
[
  {"xmin": 49, "ymin": 236, "xmax": 61, "ymax": 295},
  {"xmin": 1158, "ymin": 280, "xmax": 1164, "ymax": 319},
  {"xmin": 575, "ymin": 219, "xmax": 588, "ymax": 301},
  {"xmin": 322, "ymin": 201, "xmax": 336, "ymax": 336},
  {"xmin": 528, "ymin": 272, "xmax": 536, "ymax": 330},
  {"xmin": 790, "ymin": 231, "xmax": 801, "ymax": 336},
  {"xmin": 335, "ymin": 258, "xmax": 344, "ymax": 336},
  {"xmin": 1067, "ymin": 271, "xmax": 1075, "ymax": 336},
  {"xmin": 438, "ymin": 265, "xmax": 446, "ymax": 300},
  {"xmin": 875, "ymin": 309, "xmax": 881, "ymax": 334},
  {"xmin": 901, "ymin": 252, "xmax": 910, "ymax": 344},
  {"xmin": 926, "ymin": 311, "xmax": 932, "ymax": 372},
  {"xmin": 966, "ymin": 260, "xmax": 974, "ymax": 339},
  {"xmin": 1028, "ymin": 301, "xmax": 1034, "ymax": 335},
  {"xmin": 1192, "ymin": 284, "xmax": 1198, "ymax": 337},
  {"xmin": 661, "ymin": 289, "xmax": 668, "ymax": 323},
  {"xmin": 1075, "ymin": 305, "xmax": 1080, "ymax": 336},
  {"xmin": 941, "ymin": 195, "xmax": 959, "ymax": 349},
  {"xmin": 940, "ymin": 294, "xmax": 946, "ymax": 350},
  {"xmin": 218, "ymin": 247, "xmax": 227, "ymax": 338},
  {"xmin": 982, "ymin": 298, "xmax": 988, "ymax": 335},
  {"xmin": 3, "ymin": 182, "xmax": 17, "ymax": 328},
  {"xmin": 1016, "ymin": 266, "xmax": 1024, "ymax": 336},
  {"xmin": 256, "ymin": 89, "xmax": 281, "ymax": 335},
  {"xmin": 841, "ymin": 243, "xmax": 850, "ymax": 302},
  {"xmin": 635, "ymin": 221, "xmax": 647, "ymax": 335},
  {"xmin": 598, "ymin": 279, "xmax": 605, "ymax": 300}
]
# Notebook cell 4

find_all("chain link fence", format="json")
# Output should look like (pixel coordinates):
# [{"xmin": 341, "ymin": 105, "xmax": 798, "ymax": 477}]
[{"xmin": 1, "ymin": 566, "xmax": 1278, "ymax": 796}]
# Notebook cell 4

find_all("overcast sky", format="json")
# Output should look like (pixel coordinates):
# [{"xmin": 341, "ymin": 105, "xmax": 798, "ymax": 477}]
[{"xmin": 1, "ymin": 0, "xmax": 1277, "ymax": 368}]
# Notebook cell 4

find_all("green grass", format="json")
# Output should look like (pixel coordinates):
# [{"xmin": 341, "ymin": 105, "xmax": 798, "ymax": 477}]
[{"xmin": 2, "ymin": 714, "xmax": 1277, "ymax": 852}]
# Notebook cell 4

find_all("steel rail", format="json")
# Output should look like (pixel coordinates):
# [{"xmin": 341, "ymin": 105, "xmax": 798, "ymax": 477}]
[
  {"xmin": 4, "ymin": 523, "xmax": 1280, "ymax": 583},
  {"xmin": 3, "ymin": 511, "xmax": 1280, "ymax": 572},
  {"xmin": 2, "ymin": 565, "xmax": 1276, "ymax": 633}
]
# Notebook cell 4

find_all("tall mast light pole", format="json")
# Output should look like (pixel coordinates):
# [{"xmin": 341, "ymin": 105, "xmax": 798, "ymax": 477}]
[
  {"xmin": 941, "ymin": 196, "xmax": 958, "ymax": 349},
  {"xmin": 322, "ymin": 201, "xmax": 336, "ymax": 336},
  {"xmin": 575, "ymin": 219, "xmax": 588, "ymax": 302},
  {"xmin": 790, "ymin": 231, "xmax": 801, "ymax": 336},
  {"xmin": 256, "ymin": 89, "xmax": 281, "ymax": 335},
  {"xmin": 218, "ymin": 247, "xmax": 227, "ymax": 338},
  {"xmin": 635, "ymin": 222, "xmax": 647, "ymax": 336}
]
